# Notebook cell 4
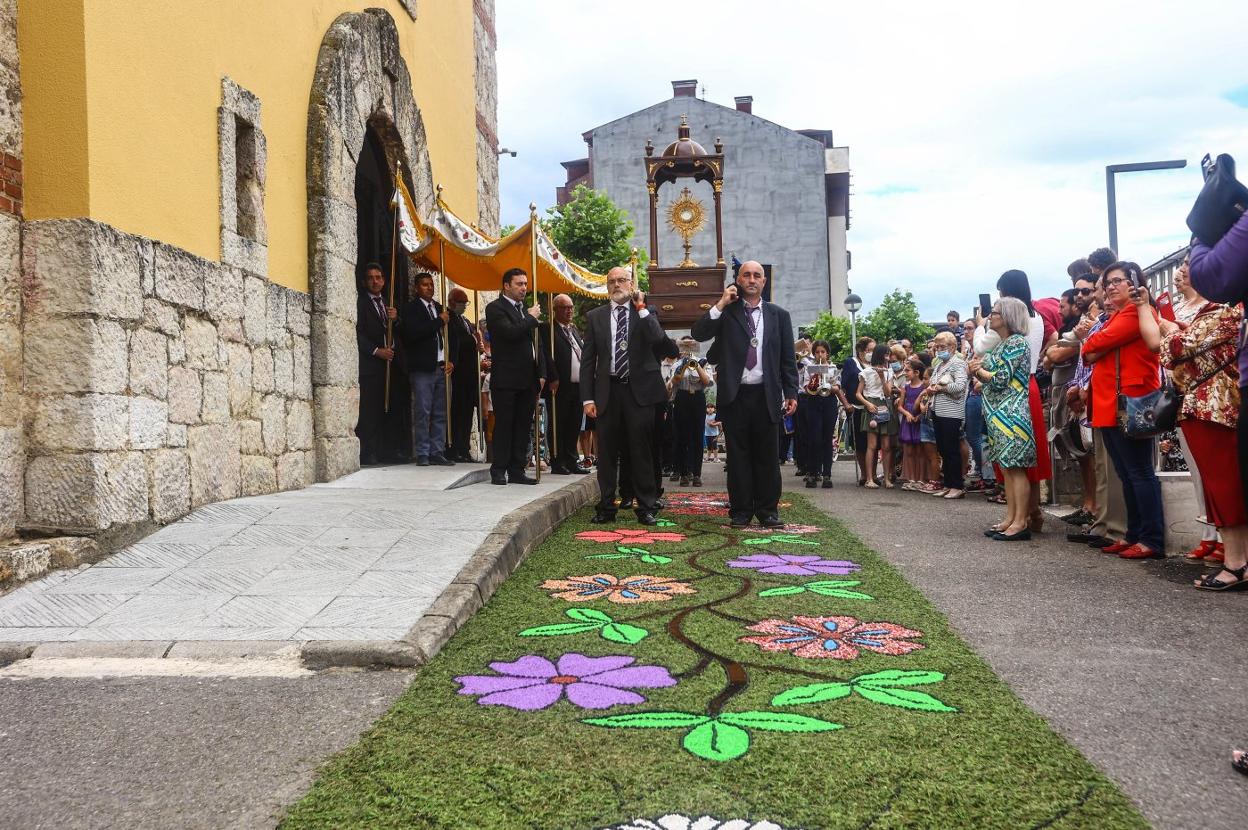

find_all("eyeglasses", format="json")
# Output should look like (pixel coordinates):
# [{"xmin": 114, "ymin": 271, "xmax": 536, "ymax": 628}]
[
  {"xmin": 989, "ymin": 309, "xmax": 1002, "ymax": 316},
  {"xmin": 1105, "ymin": 277, "xmax": 1131, "ymax": 288}
]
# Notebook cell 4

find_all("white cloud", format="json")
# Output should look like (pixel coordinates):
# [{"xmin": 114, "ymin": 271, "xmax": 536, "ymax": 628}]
[{"xmin": 496, "ymin": 0, "xmax": 1248, "ymax": 318}]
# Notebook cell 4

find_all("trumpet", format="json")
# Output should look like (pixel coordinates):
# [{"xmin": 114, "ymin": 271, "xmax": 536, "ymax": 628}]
[
  {"xmin": 673, "ymin": 356, "xmax": 708, "ymax": 378},
  {"xmin": 804, "ymin": 360, "xmax": 836, "ymax": 396}
]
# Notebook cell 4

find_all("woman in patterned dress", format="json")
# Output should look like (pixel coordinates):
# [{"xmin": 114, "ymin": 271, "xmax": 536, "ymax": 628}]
[
  {"xmin": 1132, "ymin": 284, "xmax": 1245, "ymax": 589},
  {"xmin": 969, "ymin": 297, "xmax": 1036, "ymax": 541}
]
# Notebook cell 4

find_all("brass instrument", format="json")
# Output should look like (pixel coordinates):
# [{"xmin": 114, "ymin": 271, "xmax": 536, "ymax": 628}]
[{"xmin": 804, "ymin": 360, "xmax": 836, "ymax": 396}]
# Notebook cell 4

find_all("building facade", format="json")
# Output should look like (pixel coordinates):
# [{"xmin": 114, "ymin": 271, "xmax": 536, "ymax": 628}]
[
  {"xmin": 558, "ymin": 80, "xmax": 850, "ymax": 327},
  {"xmin": 0, "ymin": 1, "xmax": 499, "ymax": 551}
]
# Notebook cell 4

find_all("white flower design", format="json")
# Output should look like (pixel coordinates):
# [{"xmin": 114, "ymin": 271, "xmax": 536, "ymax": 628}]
[{"xmin": 605, "ymin": 816, "xmax": 787, "ymax": 830}]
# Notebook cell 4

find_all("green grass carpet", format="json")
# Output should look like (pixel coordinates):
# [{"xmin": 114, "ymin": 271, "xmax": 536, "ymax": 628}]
[{"xmin": 282, "ymin": 493, "xmax": 1147, "ymax": 830}]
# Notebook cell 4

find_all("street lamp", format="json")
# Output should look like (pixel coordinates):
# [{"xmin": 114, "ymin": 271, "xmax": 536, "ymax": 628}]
[
  {"xmin": 1106, "ymin": 159, "xmax": 1187, "ymax": 252},
  {"xmin": 844, "ymin": 292, "xmax": 862, "ymax": 348}
]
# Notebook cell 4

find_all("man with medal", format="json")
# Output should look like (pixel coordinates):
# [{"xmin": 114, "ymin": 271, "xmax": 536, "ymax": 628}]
[{"xmin": 691, "ymin": 260, "xmax": 799, "ymax": 528}]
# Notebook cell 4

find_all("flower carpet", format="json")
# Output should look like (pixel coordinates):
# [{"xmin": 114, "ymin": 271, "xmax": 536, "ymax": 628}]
[{"xmin": 282, "ymin": 494, "xmax": 1145, "ymax": 829}]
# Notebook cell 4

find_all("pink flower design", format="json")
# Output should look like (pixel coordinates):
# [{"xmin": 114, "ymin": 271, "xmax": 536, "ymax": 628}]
[
  {"xmin": 739, "ymin": 615, "xmax": 925, "ymax": 660},
  {"xmin": 739, "ymin": 524, "xmax": 822, "ymax": 535},
  {"xmin": 540, "ymin": 574, "xmax": 696, "ymax": 603},
  {"xmin": 726, "ymin": 553, "xmax": 861, "ymax": 577},
  {"xmin": 455, "ymin": 653, "xmax": 677, "ymax": 710},
  {"xmin": 575, "ymin": 528, "xmax": 687, "ymax": 545},
  {"xmin": 663, "ymin": 492, "xmax": 731, "ymax": 515}
]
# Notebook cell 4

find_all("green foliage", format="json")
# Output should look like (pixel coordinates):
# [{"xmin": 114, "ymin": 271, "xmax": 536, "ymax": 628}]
[
  {"xmin": 860, "ymin": 289, "xmax": 936, "ymax": 347},
  {"xmin": 806, "ymin": 311, "xmax": 856, "ymax": 363}
]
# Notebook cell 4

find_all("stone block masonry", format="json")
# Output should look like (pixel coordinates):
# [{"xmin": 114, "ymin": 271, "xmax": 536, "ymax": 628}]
[{"xmin": 18, "ymin": 218, "xmax": 337, "ymax": 536}]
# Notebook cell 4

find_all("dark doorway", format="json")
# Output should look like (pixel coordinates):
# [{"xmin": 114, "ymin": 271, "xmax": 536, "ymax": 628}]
[{"xmin": 354, "ymin": 126, "xmax": 412, "ymax": 462}]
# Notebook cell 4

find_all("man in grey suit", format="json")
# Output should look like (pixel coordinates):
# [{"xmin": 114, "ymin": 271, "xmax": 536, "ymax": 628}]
[
  {"xmin": 691, "ymin": 260, "xmax": 799, "ymax": 528},
  {"xmin": 581, "ymin": 266, "xmax": 670, "ymax": 525}
]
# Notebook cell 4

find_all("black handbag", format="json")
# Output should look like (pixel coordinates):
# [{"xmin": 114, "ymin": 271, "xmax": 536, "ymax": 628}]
[
  {"xmin": 1186, "ymin": 153, "xmax": 1248, "ymax": 245},
  {"xmin": 1115, "ymin": 351, "xmax": 1179, "ymax": 439}
]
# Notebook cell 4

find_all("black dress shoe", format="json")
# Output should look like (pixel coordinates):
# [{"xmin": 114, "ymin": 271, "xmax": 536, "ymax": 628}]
[
  {"xmin": 759, "ymin": 515, "xmax": 785, "ymax": 529},
  {"xmin": 490, "ymin": 475, "xmax": 508, "ymax": 485},
  {"xmin": 590, "ymin": 511, "xmax": 617, "ymax": 524},
  {"xmin": 729, "ymin": 515, "xmax": 752, "ymax": 529},
  {"xmin": 992, "ymin": 528, "xmax": 1032, "ymax": 542},
  {"xmin": 1066, "ymin": 532, "xmax": 1101, "ymax": 544},
  {"xmin": 511, "ymin": 474, "xmax": 539, "ymax": 485},
  {"xmin": 1086, "ymin": 535, "xmax": 1113, "ymax": 548},
  {"xmin": 549, "ymin": 465, "xmax": 571, "ymax": 475},
  {"xmin": 636, "ymin": 510, "xmax": 658, "ymax": 526},
  {"xmin": 428, "ymin": 454, "xmax": 456, "ymax": 466},
  {"xmin": 415, "ymin": 456, "xmax": 430, "ymax": 466}
]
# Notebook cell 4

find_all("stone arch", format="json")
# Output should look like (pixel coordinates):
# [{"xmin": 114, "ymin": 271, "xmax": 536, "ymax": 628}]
[{"xmin": 306, "ymin": 8, "xmax": 435, "ymax": 482}]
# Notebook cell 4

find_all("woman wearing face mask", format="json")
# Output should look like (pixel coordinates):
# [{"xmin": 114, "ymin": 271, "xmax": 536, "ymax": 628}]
[
  {"xmin": 856, "ymin": 343, "xmax": 898, "ymax": 488},
  {"xmin": 923, "ymin": 331, "xmax": 969, "ymax": 498}
]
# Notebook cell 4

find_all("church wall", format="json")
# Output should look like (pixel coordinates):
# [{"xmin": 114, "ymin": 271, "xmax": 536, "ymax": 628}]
[
  {"xmin": 17, "ymin": 0, "xmax": 479, "ymax": 294},
  {"xmin": 589, "ymin": 97, "xmax": 833, "ymax": 327},
  {"xmin": 0, "ymin": 0, "xmax": 20, "ymax": 542}
]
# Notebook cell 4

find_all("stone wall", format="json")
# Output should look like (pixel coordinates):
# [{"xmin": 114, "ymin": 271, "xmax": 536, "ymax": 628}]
[
  {"xmin": 20, "ymin": 220, "xmax": 314, "ymax": 535},
  {"xmin": 0, "ymin": 0, "xmax": 21, "ymax": 542},
  {"xmin": 473, "ymin": 0, "xmax": 499, "ymax": 236}
]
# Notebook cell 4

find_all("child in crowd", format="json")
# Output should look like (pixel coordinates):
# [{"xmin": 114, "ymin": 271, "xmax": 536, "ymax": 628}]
[
  {"xmin": 704, "ymin": 404, "xmax": 721, "ymax": 462},
  {"xmin": 898, "ymin": 357, "xmax": 926, "ymax": 489}
]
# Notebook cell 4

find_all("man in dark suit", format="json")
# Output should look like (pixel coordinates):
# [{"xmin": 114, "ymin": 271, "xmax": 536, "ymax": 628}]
[
  {"xmin": 484, "ymin": 267, "xmax": 545, "ymax": 485},
  {"xmin": 446, "ymin": 287, "xmax": 481, "ymax": 462},
  {"xmin": 400, "ymin": 273, "xmax": 455, "ymax": 466},
  {"xmin": 540, "ymin": 293, "xmax": 588, "ymax": 475},
  {"xmin": 691, "ymin": 260, "xmax": 799, "ymax": 528},
  {"xmin": 355, "ymin": 263, "xmax": 403, "ymax": 465},
  {"xmin": 581, "ymin": 266, "xmax": 670, "ymax": 525}
]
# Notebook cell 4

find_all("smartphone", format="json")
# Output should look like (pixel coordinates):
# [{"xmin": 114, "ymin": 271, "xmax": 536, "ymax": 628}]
[
  {"xmin": 1156, "ymin": 290, "xmax": 1175, "ymax": 322},
  {"xmin": 725, "ymin": 282, "xmax": 740, "ymax": 303},
  {"xmin": 979, "ymin": 294, "xmax": 992, "ymax": 318}
]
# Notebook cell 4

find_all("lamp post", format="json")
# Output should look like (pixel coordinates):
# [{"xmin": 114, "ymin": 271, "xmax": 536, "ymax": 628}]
[
  {"xmin": 844, "ymin": 292, "xmax": 862, "ymax": 348},
  {"xmin": 1106, "ymin": 159, "xmax": 1186, "ymax": 252}
]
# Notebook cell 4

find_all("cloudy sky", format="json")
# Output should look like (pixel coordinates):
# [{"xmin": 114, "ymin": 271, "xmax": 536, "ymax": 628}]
[{"xmin": 495, "ymin": 0, "xmax": 1247, "ymax": 320}]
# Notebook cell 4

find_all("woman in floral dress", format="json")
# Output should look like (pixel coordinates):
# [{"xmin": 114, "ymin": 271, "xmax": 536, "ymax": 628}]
[
  {"xmin": 969, "ymin": 297, "xmax": 1035, "ymax": 541},
  {"xmin": 1133, "ymin": 286, "xmax": 1245, "ymax": 590}
]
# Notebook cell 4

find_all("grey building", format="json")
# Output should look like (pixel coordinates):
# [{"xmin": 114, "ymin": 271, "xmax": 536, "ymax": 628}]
[{"xmin": 558, "ymin": 79, "xmax": 851, "ymax": 325}]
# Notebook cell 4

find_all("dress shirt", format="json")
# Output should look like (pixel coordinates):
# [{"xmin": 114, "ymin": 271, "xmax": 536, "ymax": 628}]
[
  {"xmin": 708, "ymin": 300, "xmax": 764, "ymax": 385},
  {"xmin": 420, "ymin": 298, "xmax": 444, "ymax": 362},
  {"xmin": 368, "ymin": 293, "xmax": 387, "ymax": 357},
  {"xmin": 608, "ymin": 300, "xmax": 650, "ymax": 375},
  {"xmin": 561, "ymin": 323, "xmax": 582, "ymax": 379}
]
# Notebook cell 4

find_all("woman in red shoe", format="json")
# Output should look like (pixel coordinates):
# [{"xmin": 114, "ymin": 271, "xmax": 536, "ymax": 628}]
[
  {"xmin": 1081, "ymin": 262, "xmax": 1165, "ymax": 560},
  {"xmin": 1132, "ymin": 276, "xmax": 1245, "ymax": 589}
]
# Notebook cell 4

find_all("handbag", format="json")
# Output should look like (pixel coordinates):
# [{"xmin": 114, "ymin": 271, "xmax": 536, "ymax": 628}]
[
  {"xmin": 1186, "ymin": 153, "xmax": 1248, "ymax": 245},
  {"xmin": 1115, "ymin": 351, "xmax": 1179, "ymax": 439}
]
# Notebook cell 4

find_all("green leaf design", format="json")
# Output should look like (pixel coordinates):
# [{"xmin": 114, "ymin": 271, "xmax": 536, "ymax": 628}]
[
  {"xmin": 639, "ymin": 554, "xmax": 672, "ymax": 564},
  {"xmin": 600, "ymin": 622, "xmax": 650, "ymax": 644},
  {"xmin": 583, "ymin": 711, "xmax": 709, "ymax": 729},
  {"xmin": 852, "ymin": 669, "xmax": 945, "ymax": 688},
  {"xmin": 807, "ymin": 587, "xmax": 874, "ymax": 600},
  {"xmin": 805, "ymin": 580, "xmax": 863, "ymax": 588},
  {"xmin": 854, "ymin": 686, "xmax": 958, "ymax": 712},
  {"xmin": 758, "ymin": 586, "xmax": 807, "ymax": 597},
  {"xmin": 566, "ymin": 608, "xmax": 613, "ymax": 624},
  {"xmin": 770, "ymin": 535, "xmax": 821, "ymax": 546},
  {"xmin": 655, "ymin": 519, "xmax": 677, "ymax": 527},
  {"xmin": 616, "ymin": 546, "xmax": 649, "ymax": 554},
  {"xmin": 585, "ymin": 553, "xmax": 633, "ymax": 560},
  {"xmin": 740, "ymin": 537, "xmax": 773, "ymax": 546},
  {"xmin": 718, "ymin": 711, "xmax": 842, "ymax": 732},
  {"xmin": 517, "ymin": 622, "xmax": 603, "ymax": 637},
  {"xmin": 771, "ymin": 682, "xmax": 854, "ymax": 706},
  {"xmin": 682, "ymin": 721, "xmax": 750, "ymax": 761}
]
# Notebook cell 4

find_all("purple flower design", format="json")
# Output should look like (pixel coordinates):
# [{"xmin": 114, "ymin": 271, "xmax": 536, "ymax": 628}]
[
  {"xmin": 455, "ymin": 653, "xmax": 677, "ymax": 711},
  {"xmin": 725, "ymin": 553, "xmax": 861, "ymax": 577}
]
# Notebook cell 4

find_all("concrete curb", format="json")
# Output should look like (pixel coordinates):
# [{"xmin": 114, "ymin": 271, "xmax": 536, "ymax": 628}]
[{"xmin": 389, "ymin": 474, "xmax": 599, "ymax": 669}]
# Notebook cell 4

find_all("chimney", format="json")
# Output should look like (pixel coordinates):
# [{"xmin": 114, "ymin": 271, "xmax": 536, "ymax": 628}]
[
  {"xmin": 672, "ymin": 79, "xmax": 697, "ymax": 98},
  {"xmin": 734, "ymin": 96, "xmax": 753, "ymax": 114}
]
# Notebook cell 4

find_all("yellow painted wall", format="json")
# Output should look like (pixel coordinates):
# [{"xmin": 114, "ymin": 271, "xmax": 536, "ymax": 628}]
[{"xmin": 19, "ymin": 0, "xmax": 479, "ymax": 293}]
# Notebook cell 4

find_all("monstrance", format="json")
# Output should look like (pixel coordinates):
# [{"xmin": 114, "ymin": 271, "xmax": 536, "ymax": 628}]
[{"xmin": 665, "ymin": 187, "xmax": 706, "ymax": 268}]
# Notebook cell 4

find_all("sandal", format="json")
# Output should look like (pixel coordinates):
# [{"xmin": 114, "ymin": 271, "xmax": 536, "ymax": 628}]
[
  {"xmin": 1194, "ymin": 564, "xmax": 1248, "ymax": 592},
  {"xmin": 987, "ymin": 492, "xmax": 1008, "ymax": 505},
  {"xmin": 1233, "ymin": 750, "xmax": 1248, "ymax": 776},
  {"xmin": 864, "ymin": 480, "xmax": 880, "ymax": 489}
]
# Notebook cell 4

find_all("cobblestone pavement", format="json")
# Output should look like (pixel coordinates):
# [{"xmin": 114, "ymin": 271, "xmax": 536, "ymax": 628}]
[{"xmin": 0, "ymin": 464, "xmax": 575, "ymax": 643}]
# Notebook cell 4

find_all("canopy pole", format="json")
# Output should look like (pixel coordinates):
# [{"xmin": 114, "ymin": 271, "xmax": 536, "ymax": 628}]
[
  {"xmin": 439, "ymin": 234, "xmax": 451, "ymax": 448},
  {"xmin": 548, "ymin": 289, "xmax": 557, "ymax": 474},
  {"xmin": 383, "ymin": 162, "xmax": 401, "ymax": 415},
  {"xmin": 474, "ymin": 288, "xmax": 484, "ymax": 463},
  {"xmin": 530, "ymin": 202, "xmax": 541, "ymax": 483}
]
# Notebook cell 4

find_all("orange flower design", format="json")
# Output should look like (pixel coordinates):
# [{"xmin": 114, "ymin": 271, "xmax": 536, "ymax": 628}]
[
  {"xmin": 575, "ymin": 528, "xmax": 687, "ymax": 544},
  {"xmin": 540, "ymin": 574, "xmax": 697, "ymax": 604}
]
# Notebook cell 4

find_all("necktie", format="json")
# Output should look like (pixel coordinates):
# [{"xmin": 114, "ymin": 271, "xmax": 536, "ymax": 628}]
[
  {"xmin": 374, "ymin": 296, "xmax": 386, "ymax": 323},
  {"xmin": 613, "ymin": 305, "xmax": 629, "ymax": 379},
  {"xmin": 745, "ymin": 306, "xmax": 759, "ymax": 371},
  {"xmin": 565, "ymin": 326, "xmax": 581, "ymax": 360},
  {"xmin": 428, "ymin": 303, "xmax": 443, "ymax": 355}
]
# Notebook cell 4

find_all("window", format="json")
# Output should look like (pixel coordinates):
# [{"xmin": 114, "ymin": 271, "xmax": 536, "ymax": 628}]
[{"xmin": 219, "ymin": 77, "xmax": 267, "ymax": 275}]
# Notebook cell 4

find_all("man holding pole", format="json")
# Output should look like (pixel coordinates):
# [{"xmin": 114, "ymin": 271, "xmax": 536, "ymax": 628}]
[
  {"xmin": 446, "ymin": 287, "xmax": 482, "ymax": 463},
  {"xmin": 401, "ymin": 272, "xmax": 455, "ymax": 466},
  {"xmin": 541, "ymin": 293, "xmax": 587, "ymax": 475},
  {"xmin": 355, "ymin": 263, "xmax": 402, "ymax": 465},
  {"xmin": 485, "ymin": 268, "xmax": 544, "ymax": 485}
]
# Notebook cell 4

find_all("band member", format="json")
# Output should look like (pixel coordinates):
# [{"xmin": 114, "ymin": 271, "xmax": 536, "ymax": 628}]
[
  {"xmin": 691, "ymin": 260, "xmax": 798, "ymax": 528},
  {"xmin": 798, "ymin": 339, "xmax": 850, "ymax": 488},
  {"xmin": 540, "ymin": 294, "xmax": 589, "ymax": 474},
  {"xmin": 581, "ymin": 266, "xmax": 670, "ymax": 524},
  {"xmin": 401, "ymin": 273, "xmax": 454, "ymax": 466},
  {"xmin": 485, "ymin": 268, "xmax": 544, "ymax": 485},
  {"xmin": 355, "ymin": 263, "xmax": 403, "ymax": 465},
  {"xmin": 446, "ymin": 287, "xmax": 482, "ymax": 462},
  {"xmin": 668, "ymin": 338, "xmax": 714, "ymax": 486}
]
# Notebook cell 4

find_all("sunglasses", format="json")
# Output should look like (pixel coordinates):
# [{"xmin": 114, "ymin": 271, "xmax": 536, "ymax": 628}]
[{"xmin": 1075, "ymin": 287, "xmax": 1094, "ymax": 295}]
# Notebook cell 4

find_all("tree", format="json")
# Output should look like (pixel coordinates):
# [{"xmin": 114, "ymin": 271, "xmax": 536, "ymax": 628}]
[
  {"xmin": 859, "ymin": 289, "xmax": 934, "ymax": 347},
  {"xmin": 805, "ymin": 311, "xmax": 855, "ymax": 363},
  {"xmin": 542, "ymin": 184, "xmax": 645, "ymax": 326}
]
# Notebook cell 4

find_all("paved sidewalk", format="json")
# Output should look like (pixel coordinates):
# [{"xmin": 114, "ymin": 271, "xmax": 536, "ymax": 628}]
[{"xmin": 0, "ymin": 464, "xmax": 585, "ymax": 647}]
